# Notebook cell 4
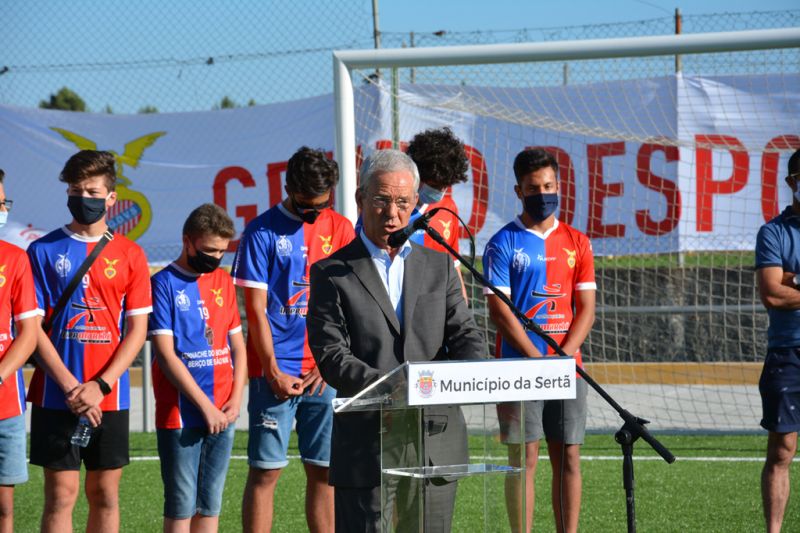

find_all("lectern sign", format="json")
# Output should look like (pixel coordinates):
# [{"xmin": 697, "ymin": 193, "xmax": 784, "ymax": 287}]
[{"xmin": 407, "ymin": 358, "xmax": 576, "ymax": 406}]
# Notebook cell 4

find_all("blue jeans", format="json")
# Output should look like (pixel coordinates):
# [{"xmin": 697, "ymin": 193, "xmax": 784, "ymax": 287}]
[
  {"xmin": 247, "ymin": 377, "xmax": 335, "ymax": 469},
  {"xmin": 156, "ymin": 425, "xmax": 235, "ymax": 519},
  {"xmin": 0, "ymin": 415, "xmax": 27, "ymax": 485}
]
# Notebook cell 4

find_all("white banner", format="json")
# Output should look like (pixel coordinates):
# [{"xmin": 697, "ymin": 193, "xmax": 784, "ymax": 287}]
[
  {"xmin": 0, "ymin": 94, "xmax": 348, "ymax": 263},
  {"xmin": 407, "ymin": 358, "xmax": 576, "ymax": 406},
  {"xmin": 375, "ymin": 74, "xmax": 800, "ymax": 256},
  {"xmin": 1, "ymin": 73, "xmax": 797, "ymax": 262}
]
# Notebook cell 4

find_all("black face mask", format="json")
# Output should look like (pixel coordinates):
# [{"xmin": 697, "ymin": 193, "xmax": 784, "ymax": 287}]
[
  {"xmin": 187, "ymin": 248, "xmax": 222, "ymax": 274},
  {"xmin": 297, "ymin": 208, "xmax": 321, "ymax": 224},
  {"xmin": 68, "ymin": 195, "xmax": 107, "ymax": 225},
  {"xmin": 291, "ymin": 196, "xmax": 328, "ymax": 224}
]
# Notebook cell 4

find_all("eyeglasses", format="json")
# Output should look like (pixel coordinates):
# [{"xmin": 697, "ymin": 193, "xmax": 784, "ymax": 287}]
[
  {"xmin": 0, "ymin": 199, "xmax": 12, "ymax": 211},
  {"xmin": 370, "ymin": 195, "xmax": 412, "ymax": 212}
]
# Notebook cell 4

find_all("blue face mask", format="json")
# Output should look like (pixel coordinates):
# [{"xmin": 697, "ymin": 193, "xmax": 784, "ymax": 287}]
[
  {"xmin": 523, "ymin": 193, "xmax": 559, "ymax": 222},
  {"xmin": 418, "ymin": 182, "xmax": 445, "ymax": 205},
  {"xmin": 0, "ymin": 210, "xmax": 7, "ymax": 228}
]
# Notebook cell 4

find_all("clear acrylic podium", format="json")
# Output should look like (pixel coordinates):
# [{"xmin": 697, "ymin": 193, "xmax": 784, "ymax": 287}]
[{"xmin": 333, "ymin": 358, "xmax": 576, "ymax": 532}]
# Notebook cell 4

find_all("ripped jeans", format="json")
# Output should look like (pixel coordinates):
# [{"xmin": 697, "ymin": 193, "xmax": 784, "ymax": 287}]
[{"xmin": 246, "ymin": 376, "xmax": 336, "ymax": 469}]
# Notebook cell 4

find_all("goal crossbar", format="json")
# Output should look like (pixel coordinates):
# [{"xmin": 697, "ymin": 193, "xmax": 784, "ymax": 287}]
[{"xmin": 332, "ymin": 27, "xmax": 800, "ymax": 222}]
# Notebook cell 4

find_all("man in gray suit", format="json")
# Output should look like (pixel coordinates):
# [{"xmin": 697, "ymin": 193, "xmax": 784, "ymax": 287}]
[{"xmin": 307, "ymin": 149, "xmax": 486, "ymax": 532}]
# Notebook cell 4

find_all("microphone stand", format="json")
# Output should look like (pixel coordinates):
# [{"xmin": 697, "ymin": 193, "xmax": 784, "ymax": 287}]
[{"xmin": 418, "ymin": 222, "xmax": 675, "ymax": 533}]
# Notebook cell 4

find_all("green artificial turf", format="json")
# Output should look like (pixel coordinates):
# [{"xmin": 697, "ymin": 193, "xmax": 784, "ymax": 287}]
[{"xmin": 13, "ymin": 432, "xmax": 797, "ymax": 532}]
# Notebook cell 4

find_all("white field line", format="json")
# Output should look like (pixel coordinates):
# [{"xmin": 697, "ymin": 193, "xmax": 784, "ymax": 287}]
[{"xmin": 128, "ymin": 454, "xmax": 786, "ymax": 463}]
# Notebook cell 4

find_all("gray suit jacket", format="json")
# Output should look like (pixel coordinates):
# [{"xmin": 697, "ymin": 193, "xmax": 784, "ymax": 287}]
[{"xmin": 307, "ymin": 237, "xmax": 486, "ymax": 487}]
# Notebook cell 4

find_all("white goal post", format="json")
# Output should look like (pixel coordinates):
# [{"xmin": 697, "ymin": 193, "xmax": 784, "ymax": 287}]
[
  {"xmin": 333, "ymin": 27, "xmax": 800, "ymax": 223},
  {"xmin": 329, "ymin": 27, "xmax": 800, "ymax": 432}
]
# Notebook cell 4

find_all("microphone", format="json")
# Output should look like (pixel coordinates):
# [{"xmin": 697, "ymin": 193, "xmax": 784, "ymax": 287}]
[{"xmin": 387, "ymin": 208, "xmax": 440, "ymax": 248}]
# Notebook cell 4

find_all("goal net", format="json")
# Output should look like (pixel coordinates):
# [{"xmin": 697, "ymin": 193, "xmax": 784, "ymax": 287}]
[{"xmin": 338, "ymin": 30, "xmax": 800, "ymax": 431}]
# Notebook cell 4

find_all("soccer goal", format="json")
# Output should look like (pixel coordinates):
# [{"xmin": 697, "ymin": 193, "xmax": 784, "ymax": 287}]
[{"xmin": 332, "ymin": 28, "xmax": 800, "ymax": 432}]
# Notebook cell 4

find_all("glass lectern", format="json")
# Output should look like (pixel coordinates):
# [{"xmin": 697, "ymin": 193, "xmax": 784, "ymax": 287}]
[{"xmin": 334, "ymin": 358, "xmax": 575, "ymax": 532}]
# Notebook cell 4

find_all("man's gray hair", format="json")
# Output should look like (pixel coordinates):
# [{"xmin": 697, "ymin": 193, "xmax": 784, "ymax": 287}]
[{"xmin": 358, "ymin": 149, "xmax": 420, "ymax": 192}]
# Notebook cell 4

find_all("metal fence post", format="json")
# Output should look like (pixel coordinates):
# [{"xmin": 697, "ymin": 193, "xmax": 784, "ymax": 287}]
[{"xmin": 142, "ymin": 340, "xmax": 153, "ymax": 433}]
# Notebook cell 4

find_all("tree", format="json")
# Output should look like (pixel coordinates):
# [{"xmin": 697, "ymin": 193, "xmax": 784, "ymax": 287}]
[
  {"xmin": 215, "ymin": 96, "xmax": 237, "ymax": 110},
  {"xmin": 138, "ymin": 105, "xmax": 159, "ymax": 114},
  {"xmin": 103, "ymin": 105, "xmax": 114, "ymax": 114},
  {"xmin": 39, "ymin": 87, "xmax": 87, "ymax": 112}
]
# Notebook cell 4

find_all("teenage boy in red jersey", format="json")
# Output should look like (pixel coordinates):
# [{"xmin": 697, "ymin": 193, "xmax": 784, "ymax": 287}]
[
  {"xmin": 27, "ymin": 150, "xmax": 152, "ymax": 533},
  {"xmin": 0, "ymin": 170, "xmax": 39, "ymax": 533},
  {"xmin": 234, "ymin": 147, "xmax": 354, "ymax": 533},
  {"xmin": 406, "ymin": 127, "xmax": 470, "ymax": 299},
  {"xmin": 484, "ymin": 148, "xmax": 596, "ymax": 533},
  {"xmin": 150, "ymin": 203, "xmax": 247, "ymax": 533}
]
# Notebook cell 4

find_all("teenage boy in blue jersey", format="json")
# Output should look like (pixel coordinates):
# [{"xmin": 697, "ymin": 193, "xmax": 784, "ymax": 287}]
[{"xmin": 233, "ymin": 147, "xmax": 354, "ymax": 533}]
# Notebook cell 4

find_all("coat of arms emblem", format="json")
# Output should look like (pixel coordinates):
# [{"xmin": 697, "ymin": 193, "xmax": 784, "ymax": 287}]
[{"xmin": 415, "ymin": 370, "xmax": 436, "ymax": 398}]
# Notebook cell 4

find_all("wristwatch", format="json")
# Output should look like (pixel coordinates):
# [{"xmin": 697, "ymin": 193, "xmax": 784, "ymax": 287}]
[
  {"xmin": 94, "ymin": 377, "xmax": 112, "ymax": 396},
  {"xmin": 794, "ymin": 274, "xmax": 800, "ymax": 288}
]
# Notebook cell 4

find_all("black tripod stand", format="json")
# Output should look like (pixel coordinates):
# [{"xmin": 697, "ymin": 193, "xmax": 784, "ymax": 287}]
[{"xmin": 419, "ymin": 221, "xmax": 675, "ymax": 533}]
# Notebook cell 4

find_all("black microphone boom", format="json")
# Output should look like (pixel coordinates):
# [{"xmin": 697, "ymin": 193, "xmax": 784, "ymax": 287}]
[{"xmin": 386, "ymin": 208, "xmax": 440, "ymax": 248}]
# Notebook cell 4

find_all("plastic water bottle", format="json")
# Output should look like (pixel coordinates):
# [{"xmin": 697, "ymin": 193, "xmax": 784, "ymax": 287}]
[{"xmin": 70, "ymin": 416, "xmax": 93, "ymax": 447}]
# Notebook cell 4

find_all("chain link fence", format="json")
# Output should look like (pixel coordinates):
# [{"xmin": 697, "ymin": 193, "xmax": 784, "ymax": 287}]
[
  {"xmin": 1, "ymin": 5, "xmax": 796, "ymax": 113},
  {"xmin": 4, "ymin": 5, "xmax": 795, "ymax": 430}
]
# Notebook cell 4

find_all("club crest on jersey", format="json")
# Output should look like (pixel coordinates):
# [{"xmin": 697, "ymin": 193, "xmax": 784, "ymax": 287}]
[
  {"xmin": 211, "ymin": 288, "xmax": 224, "ymax": 307},
  {"xmin": 175, "ymin": 290, "xmax": 191, "ymax": 312},
  {"xmin": 103, "ymin": 258, "xmax": 119, "ymax": 279},
  {"xmin": 55, "ymin": 254, "xmax": 72, "ymax": 278},
  {"xmin": 415, "ymin": 370, "xmax": 436, "ymax": 398},
  {"xmin": 439, "ymin": 220, "xmax": 451, "ymax": 240},
  {"xmin": 276, "ymin": 235, "xmax": 292, "ymax": 256},
  {"xmin": 0, "ymin": 265, "xmax": 6, "ymax": 288},
  {"xmin": 320, "ymin": 235, "xmax": 333, "ymax": 255},
  {"xmin": 563, "ymin": 248, "xmax": 577, "ymax": 269},
  {"xmin": 512, "ymin": 248, "xmax": 531, "ymax": 273}
]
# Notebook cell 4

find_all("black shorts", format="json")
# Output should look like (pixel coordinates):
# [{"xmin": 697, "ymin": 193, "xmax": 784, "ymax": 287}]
[
  {"xmin": 29, "ymin": 406, "xmax": 130, "ymax": 471},
  {"xmin": 759, "ymin": 347, "xmax": 800, "ymax": 433}
]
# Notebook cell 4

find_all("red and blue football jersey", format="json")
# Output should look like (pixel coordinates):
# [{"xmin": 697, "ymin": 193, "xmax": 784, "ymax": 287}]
[
  {"xmin": 26, "ymin": 227, "xmax": 152, "ymax": 411},
  {"xmin": 232, "ymin": 205, "xmax": 355, "ymax": 378},
  {"xmin": 483, "ymin": 218, "xmax": 596, "ymax": 367},
  {"xmin": 149, "ymin": 263, "xmax": 242, "ymax": 429},
  {"xmin": 0, "ymin": 240, "xmax": 39, "ymax": 420},
  {"xmin": 411, "ymin": 196, "xmax": 461, "ymax": 263}
]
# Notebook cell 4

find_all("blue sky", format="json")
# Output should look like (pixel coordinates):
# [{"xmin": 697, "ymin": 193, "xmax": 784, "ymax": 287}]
[
  {"xmin": 380, "ymin": 0, "xmax": 795, "ymax": 31},
  {"xmin": 0, "ymin": 0, "xmax": 795, "ymax": 113}
]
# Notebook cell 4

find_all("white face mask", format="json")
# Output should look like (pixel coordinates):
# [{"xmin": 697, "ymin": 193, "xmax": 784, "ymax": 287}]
[
  {"xmin": 794, "ymin": 188, "xmax": 800, "ymax": 205},
  {"xmin": 0, "ymin": 210, "xmax": 7, "ymax": 228},
  {"xmin": 418, "ymin": 182, "xmax": 445, "ymax": 205}
]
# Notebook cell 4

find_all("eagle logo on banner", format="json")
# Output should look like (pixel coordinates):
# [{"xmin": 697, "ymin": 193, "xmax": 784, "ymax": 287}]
[{"xmin": 50, "ymin": 128, "xmax": 166, "ymax": 242}]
